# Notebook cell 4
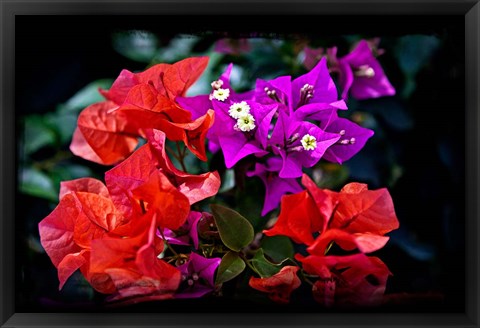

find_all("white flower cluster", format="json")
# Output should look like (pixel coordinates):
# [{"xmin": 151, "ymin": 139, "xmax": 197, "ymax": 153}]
[{"xmin": 229, "ymin": 101, "xmax": 256, "ymax": 132}]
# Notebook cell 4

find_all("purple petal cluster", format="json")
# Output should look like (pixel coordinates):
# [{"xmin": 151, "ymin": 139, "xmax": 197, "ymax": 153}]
[
  {"xmin": 161, "ymin": 211, "xmax": 202, "ymax": 249},
  {"xmin": 214, "ymin": 38, "xmax": 251, "ymax": 55},
  {"xmin": 177, "ymin": 55, "xmax": 377, "ymax": 216},
  {"xmin": 175, "ymin": 252, "xmax": 221, "ymax": 298},
  {"xmin": 303, "ymin": 39, "xmax": 396, "ymax": 100},
  {"xmin": 246, "ymin": 157, "xmax": 303, "ymax": 216}
]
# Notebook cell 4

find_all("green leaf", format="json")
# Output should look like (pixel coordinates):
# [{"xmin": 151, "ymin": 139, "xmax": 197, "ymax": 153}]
[
  {"xmin": 246, "ymin": 39, "xmax": 287, "ymax": 79},
  {"xmin": 186, "ymin": 51, "xmax": 224, "ymax": 96},
  {"xmin": 44, "ymin": 112, "xmax": 78, "ymax": 145},
  {"xmin": 365, "ymin": 98, "xmax": 413, "ymax": 131},
  {"xmin": 153, "ymin": 34, "xmax": 201, "ymax": 64},
  {"xmin": 250, "ymin": 248, "xmax": 282, "ymax": 278},
  {"xmin": 20, "ymin": 167, "xmax": 58, "ymax": 202},
  {"xmin": 395, "ymin": 35, "xmax": 441, "ymax": 77},
  {"xmin": 215, "ymin": 251, "xmax": 246, "ymax": 285},
  {"xmin": 394, "ymin": 35, "xmax": 441, "ymax": 98},
  {"xmin": 50, "ymin": 164, "xmax": 95, "ymax": 188},
  {"xmin": 60, "ymin": 271, "xmax": 95, "ymax": 302},
  {"xmin": 219, "ymin": 169, "xmax": 235, "ymax": 193},
  {"xmin": 22, "ymin": 115, "xmax": 57, "ymax": 154},
  {"xmin": 234, "ymin": 178, "xmax": 264, "ymax": 232},
  {"xmin": 113, "ymin": 30, "xmax": 159, "ymax": 63},
  {"xmin": 59, "ymin": 79, "xmax": 114, "ymax": 113},
  {"xmin": 210, "ymin": 204, "xmax": 254, "ymax": 252},
  {"xmin": 260, "ymin": 235, "xmax": 295, "ymax": 263},
  {"xmin": 313, "ymin": 162, "xmax": 350, "ymax": 190}
]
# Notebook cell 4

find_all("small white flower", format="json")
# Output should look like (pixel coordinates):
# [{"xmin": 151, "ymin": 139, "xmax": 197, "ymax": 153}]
[
  {"xmin": 211, "ymin": 79, "xmax": 224, "ymax": 89},
  {"xmin": 235, "ymin": 114, "xmax": 256, "ymax": 132},
  {"xmin": 228, "ymin": 101, "xmax": 251, "ymax": 119},
  {"xmin": 301, "ymin": 134, "xmax": 317, "ymax": 151},
  {"xmin": 212, "ymin": 88, "xmax": 230, "ymax": 101}
]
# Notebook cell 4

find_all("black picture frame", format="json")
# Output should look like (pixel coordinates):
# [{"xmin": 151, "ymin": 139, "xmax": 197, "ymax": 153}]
[{"xmin": 2, "ymin": 0, "xmax": 479, "ymax": 327}]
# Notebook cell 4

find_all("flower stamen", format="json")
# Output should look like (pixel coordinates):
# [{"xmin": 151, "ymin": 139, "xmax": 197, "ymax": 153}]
[
  {"xmin": 338, "ymin": 137, "xmax": 356, "ymax": 145},
  {"xmin": 287, "ymin": 133, "xmax": 300, "ymax": 144},
  {"xmin": 287, "ymin": 145, "xmax": 304, "ymax": 153},
  {"xmin": 354, "ymin": 65, "xmax": 375, "ymax": 78},
  {"xmin": 298, "ymin": 83, "xmax": 315, "ymax": 107},
  {"xmin": 264, "ymin": 87, "xmax": 283, "ymax": 103}
]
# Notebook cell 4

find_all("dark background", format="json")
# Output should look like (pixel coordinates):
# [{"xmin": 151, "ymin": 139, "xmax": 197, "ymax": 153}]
[{"xmin": 16, "ymin": 15, "xmax": 465, "ymax": 313}]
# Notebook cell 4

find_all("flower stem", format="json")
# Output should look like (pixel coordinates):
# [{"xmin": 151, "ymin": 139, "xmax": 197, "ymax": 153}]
[
  {"xmin": 176, "ymin": 141, "xmax": 188, "ymax": 172},
  {"xmin": 303, "ymin": 277, "xmax": 315, "ymax": 287},
  {"xmin": 245, "ymin": 259, "xmax": 258, "ymax": 273},
  {"xmin": 299, "ymin": 269, "xmax": 316, "ymax": 286},
  {"xmin": 32, "ymin": 150, "xmax": 72, "ymax": 171},
  {"xmin": 166, "ymin": 145, "xmax": 182, "ymax": 162},
  {"xmin": 324, "ymin": 241, "xmax": 334, "ymax": 255},
  {"xmin": 239, "ymin": 253, "xmax": 259, "ymax": 275},
  {"xmin": 158, "ymin": 228, "xmax": 179, "ymax": 257}
]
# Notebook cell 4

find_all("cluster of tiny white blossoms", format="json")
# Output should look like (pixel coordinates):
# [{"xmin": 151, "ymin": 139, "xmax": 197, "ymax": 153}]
[
  {"xmin": 301, "ymin": 134, "xmax": 317, "ymax": 151},
  {"xmin": 228, "ymin": 101, "xmax": 250, "ymax": 119},
  {"xmin": 229, "ymin": 101, "xmax": 256, "ymax": 132},
  {"xmin": 209, "ymin": 79, "xmax": 255, "ymax": 132},
  {"xmin": 210, "ymin": 79, "xmax": 230, "ymax": 101}
]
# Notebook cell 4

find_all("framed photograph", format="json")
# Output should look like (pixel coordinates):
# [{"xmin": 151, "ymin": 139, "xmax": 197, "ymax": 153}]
[{"xmin": 2, "ymin": 1, "xmax": 479, "ymax": 327}]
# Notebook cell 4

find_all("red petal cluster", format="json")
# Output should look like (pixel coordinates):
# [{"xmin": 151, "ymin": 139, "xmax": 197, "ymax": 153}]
[
  {"xmin": 38, "ymin": 177, "xmax": 183, "ymax": 298},
  {"xmin": 296, "ymin": 253, "xmax": 391, "ymax": 308},
  {"xmin": 70, "ymin": 57, "xmax": 214, "ymax": 165},
  {"xmin": 248, "ymin": 266, "xmax": 301, "ymax": 304},
  {"xmin": 89, "ymin": 211, "xmax": 181, "ymax": 303},
  {"xmin": 105, "ymin": 129, "xmax": 221, "ymax": 224},
  {"xmin": 264, "ymin": 174, "xmax": 399, "ymax": 251},
  {"xmin": 263, "ymin": 174, "xmax": 399, "ymax": 307},
  {"xmin": 39, "ymin": 125, "xmax": 221, "ymax": 301}
]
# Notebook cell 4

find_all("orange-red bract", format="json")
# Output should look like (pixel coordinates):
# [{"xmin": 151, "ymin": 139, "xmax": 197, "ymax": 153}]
[
  {"xmin": 70, "ymin": 101, "xmax": 139, "ymax": 165},
  {"xmin": 70, "ymin": 57, "xmax": 213, "ymax": 165},
  {"xmin": 130, "ymin": 170, "xmax": 190, "ymax": 230},
  {"xmin": 104, "ymin": 129, "xmax": 220, "ymax": 220},
  {"xmin": 38, "ymin": 178, "xmax": 126, "ymax": 291},
  {"xmin": 59, "ymin": 177, "xmax": 110, "ymax": 199},
  {"xmin": 300, "ymin": 173, "xmax": 337, "ymax": 232},
  {"xmin": 104, "ymin": 144, "xmax": 158, "ymax": 218},
  {"xmin": 38, "ymin": 169, "xmax": 190, "ymax": 296},
  {"xmin": 307, "ymin": 229, "xmax": 390, "ymax": 255},
  {"xmin": 327, "ymin": 181, "xmax": 399, "ymax": 235},
  {"xmin": 262, "ymin": 174, "xmax": 398, "ymax": 307},
  {"xmin": 296, "ymin": 253, "xmax": 391, "ymax": 308},
  {"xmin": 146, "ymin": 129, "xmax": 221, "ymax": 204},
  {"xmin": 263, "ymin": 190, "xmax": 322, "ymax": 245},
  {"xmin": 89, "ymin": 211, "xmax": 181, "ymax": 303},
  {"xmin": 248, "ymin": 266, "xmax": 301, "ymax": 304},
  {"xmin": 265, "ymin": 174, "xmax": 399, "ymax": 254},
  {"xmin": 116, "ymin": 83, "xmax": 214, "ymax": 161}
]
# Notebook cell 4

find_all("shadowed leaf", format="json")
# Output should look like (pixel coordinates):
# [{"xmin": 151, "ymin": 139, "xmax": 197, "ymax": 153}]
[
  {"xmin": 210, "ymin": 204, "xmax": 254, "ymax": 252},
  {"xmin": 251, "ymin": 248, "xmax": 282, "ymax": 278},
  {"xmin": 215, "ymin": 251, "xmax": 246, "ymax": 284}
]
